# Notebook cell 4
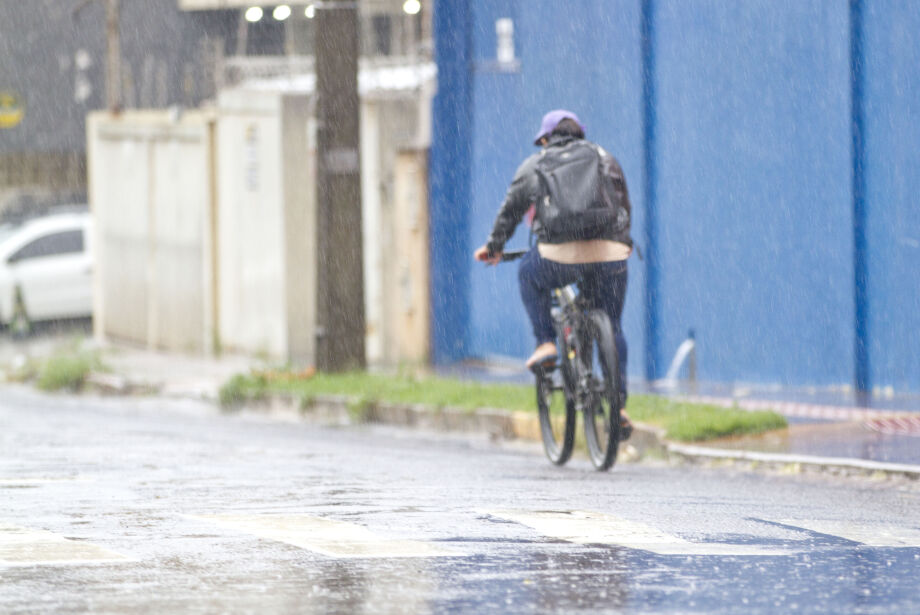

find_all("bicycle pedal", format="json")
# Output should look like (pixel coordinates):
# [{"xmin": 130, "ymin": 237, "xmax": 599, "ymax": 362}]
[
  {"xmin": 550, "ymin": 369, "xmax": 565, "ymax": 389},
  {"xmin": 619, "ymin": 418, "xmax": 634, "ymax": 442}
]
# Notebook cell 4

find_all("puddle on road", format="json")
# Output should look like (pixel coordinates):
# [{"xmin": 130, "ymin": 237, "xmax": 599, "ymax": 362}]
[{"xmin": 707, "ymin": 422, "xmax": 920, "ymax": 466}]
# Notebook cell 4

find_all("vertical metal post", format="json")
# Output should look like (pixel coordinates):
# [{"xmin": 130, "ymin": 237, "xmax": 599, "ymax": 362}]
[
  {"xmin": 419, "ymin": 0, "xmax": 432, "ymax": 56},
  {"xmin": 850, "ymin": 0, "xmax": 870, "ymax": 403},
  {"xmin": 315, "ymin": 0, "xmax": 365, "ymax": 371},
  {"xmin": 687, "ymin": 329, "xmax": 697, "ymax": 393},
  {"xmin": 236, "ymin": 10, "xmax": 248, "ymax": 56},
  {"xmin": 430, "ymin": 0, "xmax": 473, "ymax": 364},
  {"xmin": 207, "ymin": 119, "xmax": 221, "ymax": 355},
  {"xmin": 106, "ymin": 0, "xmax": 121, "ymax": 112},
  {"xmin": 641, "ymin": 0, "xmax": 660, "ymax": 381}
]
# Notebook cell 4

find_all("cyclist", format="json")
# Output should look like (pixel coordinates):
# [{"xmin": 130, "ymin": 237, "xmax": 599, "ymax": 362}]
[{"xmin": 474, "ymin": 109, "xmax": 633, "ymax": 434}]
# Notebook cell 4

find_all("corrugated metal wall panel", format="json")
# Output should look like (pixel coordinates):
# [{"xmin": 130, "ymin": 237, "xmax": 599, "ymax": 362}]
[
  {"xmin": 431, "ymin": 0, "xmax": 920, "ymax": 394},
  {"xmin": 652, "ymin": 0, "xmax": 854, "ymax": 386},
  {"xmin": 863, "ymin": 2, "xmax": 920, "ymax": 392},
  {"xmin": 465, "ymin": 0, "xmax": 645, "ymax": 366}
]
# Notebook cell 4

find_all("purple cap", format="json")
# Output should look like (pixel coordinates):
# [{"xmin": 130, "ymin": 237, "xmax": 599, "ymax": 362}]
[{"xmin": 533, "ymin": 109, "xmax": 585, "ymax": 145}]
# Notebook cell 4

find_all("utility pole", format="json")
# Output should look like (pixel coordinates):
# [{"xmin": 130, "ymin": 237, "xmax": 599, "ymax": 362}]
[
  {"xmin": 71, "ymin": 0, "xmax": 120, "ymax": 111},
  {"xmin": 105, "ymin": 0, "xmax": 121, "ymax": 112},
  {"xmin": 315, "ymin": 0, "xmax": 365, "ymax": 371}
]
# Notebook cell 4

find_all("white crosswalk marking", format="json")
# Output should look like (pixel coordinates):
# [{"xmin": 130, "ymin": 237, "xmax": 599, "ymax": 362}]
[
  {"xmin": 191, "ymin": 514, "xmax": 459, "ymax": 558},
  {"xmin": 780, "ymin": 520, "xmax": 920, "ymax": 547},
  {"xmin": 0, "ymin": 477, "xmax": 89, "ymax": 486},
  {"xmin": 0, "ymin": 523, "xmax": 129, "ymax": 566},
  {"xmin": 484, "ymin": 510, "xmax": 790, "ymax": 556}
]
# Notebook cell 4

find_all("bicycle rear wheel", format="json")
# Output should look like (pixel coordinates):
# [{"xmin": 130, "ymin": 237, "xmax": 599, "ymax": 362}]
[
  {"xmin": 536, "ymin": 365, "xmax": 576, "ymax": 466},
  {"xmin": 581, "ymin": 310, "xmax": 622, "ymax": 471}
]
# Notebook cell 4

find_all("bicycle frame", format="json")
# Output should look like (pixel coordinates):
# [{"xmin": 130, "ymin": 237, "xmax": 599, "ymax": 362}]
[
  {"xmin": 492, "ymin": 248, "xmax": 622, "ymax": 469},
  {"xmin": 552, "ymin": 285, "xmax": 605, "ymax": 414}
]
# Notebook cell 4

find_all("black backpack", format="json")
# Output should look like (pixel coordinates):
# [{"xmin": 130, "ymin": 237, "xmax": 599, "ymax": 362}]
[{"xmin": 534, "ymin": 140, "xmax": 627, "ymax": 243}]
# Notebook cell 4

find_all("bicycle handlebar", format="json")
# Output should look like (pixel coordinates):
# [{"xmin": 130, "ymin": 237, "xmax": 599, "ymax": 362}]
[{"xmin": 499, "ymin": 250, "xmax": 528, "ymax": 262}]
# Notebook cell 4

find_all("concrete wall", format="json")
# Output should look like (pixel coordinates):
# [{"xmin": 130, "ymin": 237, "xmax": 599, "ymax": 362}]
[
  {"xmin": 217, "ymin": 87, "xmax": 431, "ymax": 365},
  {"xmin": 90, "ymin": 82, "xmax": 432, "ymax": 366},
  {"xmin": 390, "ymin": 151, "xmax": 430, "ymax": 364},
  {"xmin": 87, "ymin": 111, "xmax": 216, "ymax": 353},
  {"xmin": 215, "ymin": 90, "xmax": 316, "ymax": 361},
  {"xmin": 430, "ymin": 0, "xmax": 920, "ymax": 395},
  {"xmin": 362, "ymin": 98, "xmax": 431, "ymax": 366},
  {"xmin": 87, "ymin": 96, "xmax": 315, "ymax": 361}
]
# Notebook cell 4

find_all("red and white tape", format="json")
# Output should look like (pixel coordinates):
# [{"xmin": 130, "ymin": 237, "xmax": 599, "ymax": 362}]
[
  {"xmin": 864, "ymin": 416, "xmax": 920, "ymax": 436},
  {"xmin": 675, "ymin": 394, "xmax": 920, "ymax": 431}
]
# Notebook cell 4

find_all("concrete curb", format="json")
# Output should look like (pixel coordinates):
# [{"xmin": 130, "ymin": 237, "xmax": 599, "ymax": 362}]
[
  {"xmin": 233, "ymin": 392, "xmax": 920, "ymax": 480},
  {"xmin": 86, "ymin": 372, "xmax": 158, "ymax": 396},
  {"xmin": 234, "ymin": 393, "xmax": 668, "ymax": 460},
  {"xmin": 667, "ymin": 443, "xmax": 920, "ymax": 480}
]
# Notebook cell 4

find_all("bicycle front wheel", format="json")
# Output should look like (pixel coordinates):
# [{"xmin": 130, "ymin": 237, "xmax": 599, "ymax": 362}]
[
  {"xmin": 581, "ymin": 310, "xmax": 622, "ymax": 471},
  {"xmin": 536, "ymin": 366, "xmax": 576, "ymax": 466}
]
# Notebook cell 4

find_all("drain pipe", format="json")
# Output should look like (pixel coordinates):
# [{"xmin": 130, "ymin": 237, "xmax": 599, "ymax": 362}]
[{"xmin": 662, "ymin": 329, "xmax": 696, "ymax": 391}]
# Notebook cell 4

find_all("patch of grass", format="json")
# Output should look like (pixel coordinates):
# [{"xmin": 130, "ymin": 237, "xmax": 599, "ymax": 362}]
[
  {"xmin": 219, "ymin": 373, "xmax": 263, "ymax": 407},
  {"xmin": 626, "ymin": 394, "xmax": 787, "ymax": 441},
  {"xmin": 346, "ymin": 395, "xmax": 374, "ymax": 422},
  {"xmin": 35, "ymin": 350, "xmax": 104, "ymax": 392},
  {"xmin": 219, "ymin": 369, "xmax": 536, "ymax": 413},
  {"xmin": 219, "ymin": 369, "xmax": 787, "ymax": 442}
]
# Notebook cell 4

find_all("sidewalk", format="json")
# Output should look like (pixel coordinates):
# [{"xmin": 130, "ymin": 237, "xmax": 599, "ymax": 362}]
[
  {"xmin": 3, "ymin": 336, "xmax": 918, "ymax": 479},
  {"xmin": 670, "ymin": 393, "xmax": 920, "ymax": 467},
  {"xmin": 0, "ymin": 333, "xmax": 261, "ymax": 402},
  {"xmin": 96, "ymin": 345, "xmax": 259, "ymax": 400},
  {"xmin": 104, "ymin": 347, "xmax": 920, "ymax": 477},
  {"xmin": 449, "ymin": 361, "xmax": 920, "ymax": 469}
]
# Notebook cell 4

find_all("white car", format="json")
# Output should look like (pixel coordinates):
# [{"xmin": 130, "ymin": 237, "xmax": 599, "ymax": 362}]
[{"xmin": 0, "ymin": 211, "xmax": 93, "ymax": 332}]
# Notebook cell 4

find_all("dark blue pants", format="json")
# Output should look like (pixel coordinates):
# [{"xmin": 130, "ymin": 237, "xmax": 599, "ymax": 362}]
[{"xmin": 518, "ymin": 246, "xmax": 628, "ymax": 403}]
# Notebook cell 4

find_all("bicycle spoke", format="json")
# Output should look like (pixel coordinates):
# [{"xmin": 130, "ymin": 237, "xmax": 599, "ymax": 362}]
[
  {"xmin": 536, "ymin": 358, "xmax": 575, "ymax": 466},
  {"xmin": 581, "ymin": 311, "xmax": 621, "ymax": 471}
]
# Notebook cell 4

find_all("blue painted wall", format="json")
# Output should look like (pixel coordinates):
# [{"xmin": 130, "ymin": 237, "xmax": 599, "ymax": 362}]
[
  {"xmin": 430, "ymin": 0, "xmax": 473, "ymax": 363},
  {"xmin": 863, "ymin": 1, "xmax": 920, "ymax": 392},
  {"xmin": 431, "ymin": 0, "xmax": 920, "ymax": 394},
  {"xmin": 652, "ymin": 0, "xmax": 854, "ymax": 387},
  {"xmin": 464, "ymin": 0, "xmax": 646, "ymax": 371}
]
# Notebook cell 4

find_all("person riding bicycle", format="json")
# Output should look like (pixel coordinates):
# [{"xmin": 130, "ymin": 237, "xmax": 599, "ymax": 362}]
[{"xmin": 474, "ymin": 109, "xmax": 633, "ymax": 432}]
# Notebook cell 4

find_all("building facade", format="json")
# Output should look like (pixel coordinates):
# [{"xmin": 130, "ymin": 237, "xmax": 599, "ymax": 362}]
[
  {"xmin": 0, "ymin": 0, "xmax": 422, "ymax": 211},
  {"xmin": 0, "ymin": 0, "xmax": 236, "ymax": 210},
  {"xmin": 430, "ymin": 0, "xmax": 920, "ymax": 396}
]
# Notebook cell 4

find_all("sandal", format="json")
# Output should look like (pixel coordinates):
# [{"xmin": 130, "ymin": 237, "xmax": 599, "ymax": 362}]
[
  {"xmin": 526, "ymin": 345, "xmax": 558, "ymax": 370},
  {"xmin": 527, "ymin": 353, "xmax": 558, "ymax": 375}
]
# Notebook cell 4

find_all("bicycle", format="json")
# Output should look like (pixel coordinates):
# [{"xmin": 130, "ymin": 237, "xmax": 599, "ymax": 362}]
[{"xmin": 500, "ymin": 250, "xmax": 624, "ymax": 471}]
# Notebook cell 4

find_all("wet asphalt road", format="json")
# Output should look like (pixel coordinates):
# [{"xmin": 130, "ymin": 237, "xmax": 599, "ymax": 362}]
[{"xmin": 1, "ymin": 387, "xmax": 919, "ymax": 614}]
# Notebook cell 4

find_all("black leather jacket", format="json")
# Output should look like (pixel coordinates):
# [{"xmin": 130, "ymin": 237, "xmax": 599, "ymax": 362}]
[{"xmin": 485, "ymin": 135, "xmax": 632, "ymax": 254}]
